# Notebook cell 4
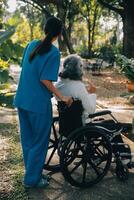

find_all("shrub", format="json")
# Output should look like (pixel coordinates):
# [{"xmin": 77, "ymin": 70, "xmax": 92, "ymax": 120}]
[
  {"xmin": 95, "ymin": 44, "xmax": 122, "ymax": 65},
  {"xmin": 0, "ymin": 58, "xmax": 10, "ymax": 83},
  {"xmin": 116, "ymin": 54, "xmax": 134, "ymax": 82}
]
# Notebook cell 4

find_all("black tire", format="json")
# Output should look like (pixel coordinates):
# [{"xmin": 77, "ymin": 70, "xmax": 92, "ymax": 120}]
[
  {"xmin": 44, "ymin": 117, "xmax": 61, "ymax": 172},
  {"xmin": 60, "ymin": 126, "xmax": 112, "ymax": 188}
]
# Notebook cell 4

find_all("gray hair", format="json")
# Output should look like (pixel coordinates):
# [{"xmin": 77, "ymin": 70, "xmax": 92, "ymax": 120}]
[{"xmin": 60, "ymin": 54, "xmax": 83, "ymax": 80}]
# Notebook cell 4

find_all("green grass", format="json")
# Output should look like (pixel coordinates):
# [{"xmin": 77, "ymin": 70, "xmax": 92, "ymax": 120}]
[{"xmin": 0, "ymin": 123, "xmax": 28, "ymax": 200}]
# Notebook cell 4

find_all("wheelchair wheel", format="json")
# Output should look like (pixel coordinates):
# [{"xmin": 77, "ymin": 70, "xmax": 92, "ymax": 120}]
[
  {"xmin": 44, "ymin": 117, "xmax": 61, "ymax": 172},
  {"xmin": 60, "ymin": 126, "xmax": 112, "ymax": 188}
]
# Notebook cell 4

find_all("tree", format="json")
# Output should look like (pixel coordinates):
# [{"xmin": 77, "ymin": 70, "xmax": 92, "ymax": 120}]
[
  {"xmin": 0, "ymin": 0, "xmax": 9, "ymax": 29},
  {"xmin": 20, "ymin": 0, "xmax": 75, "ymax": 53},
  {"xmin": 97, "ymin": 0, "xmax": 134, "ymax": 58},
  {"xmin": 19, "ymin": 3, "xmax": 43, "ymax": 41},
  {"xmin": 56, "ymin": 0, "xmax": 81, "ymax": 53},
  {"xmin": 79, "ymin": 0, "xmax": 101, "ymax": 56},
  {"xmin": 0, "ymin": 11, "xmax": 28, "ymax": 62}
]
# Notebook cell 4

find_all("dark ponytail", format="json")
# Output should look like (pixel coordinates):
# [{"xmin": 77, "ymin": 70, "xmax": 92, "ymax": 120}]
[
  {"xmin": 29, "ymin": 33, "xmax": 53, "ymax": 62},
  {"xmin": 29, "ymin": 17, "xmax": 62, "ymax": 62}
]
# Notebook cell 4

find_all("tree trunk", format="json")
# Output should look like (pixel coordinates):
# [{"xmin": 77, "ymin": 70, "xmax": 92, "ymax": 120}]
[
  {"xmin": 62, "ymin": 26, "xmax": 75, "ymax": 54},
  {"xmin": 97, "ymin": 0, "xmax": 134, "ymax": 58},
  {"xmin": 87, "ymin": 19, "xmax": 91, "ymax": 56},
  {"xmin": 85, "ymin": 3, "xmax": 91, "ymax": 57},
  {"xmin": 90, "ymin": 4, "xmax": 99, "ymax": 53},
  {"xmin": 58, "ymin": 35, "xmax": 67, "ymax": 55},
  {"xmin": 122, "ymin": 3, "xmax": 134, "ymax": 58},
  {"xmin": 57, "ymin": 4, "xmax": 75, "ymax": 54}
]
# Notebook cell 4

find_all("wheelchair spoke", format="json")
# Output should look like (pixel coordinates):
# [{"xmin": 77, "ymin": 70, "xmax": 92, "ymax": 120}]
[
  {"xmin": 82, "ymin": 161, "xmax": 88, "ymax": 183},
  {"xmin": 96, "ymin": 146, "xmax": 108, "ymax": 160},
  {"xmin": 65, "ymin": 152, "xmax": 76, "ymax": 162},
  {"xmin": 49, "ymin": 139, "xmax": 56, "ymax": 144},
  {"xmin": 95, "ymin": 146, "xmax": 106, "ymax": 157},
  {"xmin": 46, "ymin": 146, "xmax": 57, "ymax": 165},
  {"xmin": 93, "ymin": 140, "xmax": 108, "ymax": 151},
  {"xmin": 75, "ymin": 154, "xmax": 83, "ymax": 159},
  {"xmin": 65, "ymin": 150, "xmax": 83, "ymax": 165},
  {"xmin": 88, "ymin": 138, "xmax": 109, "ymax": 163},
  {"xmin": 88, "ymin": 160, "xmax": 101, "ymax": 176},
  {"xmin": 52, "ymin": 123, "xmax": 59, "ymax": 140},
  {"xmin": 70, "ymin": 160, "xmax": 83, "ymax": 174},
  {"xmin": 92, "ymin": 144, "xmax": 107, "ymax": 157},
  {"xmin": 77, "ymin": 144, "xmax": 86, "ymax": 153},
  {"xmin": 48, "ymin": 144, "xmax": 55, "ymax": 149}
]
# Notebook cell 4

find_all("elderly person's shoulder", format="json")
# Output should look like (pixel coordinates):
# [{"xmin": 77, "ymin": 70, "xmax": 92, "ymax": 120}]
[{"xmin": 55, "ymin": 77, "xmax": 85, "ymax": 88}]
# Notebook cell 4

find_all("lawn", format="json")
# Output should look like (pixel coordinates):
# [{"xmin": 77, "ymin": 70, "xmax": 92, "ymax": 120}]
[{"xmin": 0, "ymin": 122, "xmax": 28, "ymax": 200}]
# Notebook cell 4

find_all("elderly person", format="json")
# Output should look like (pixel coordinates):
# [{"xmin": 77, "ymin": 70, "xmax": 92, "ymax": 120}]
[{"xmin": 55, "ymin": 54, "xmax": 96, "ymax": 124}]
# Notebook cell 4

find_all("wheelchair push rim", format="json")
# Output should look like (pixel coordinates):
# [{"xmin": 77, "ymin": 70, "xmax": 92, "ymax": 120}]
[{"xmin": 60, "ymin": 126, "xmax": 112, "ymax": 188}]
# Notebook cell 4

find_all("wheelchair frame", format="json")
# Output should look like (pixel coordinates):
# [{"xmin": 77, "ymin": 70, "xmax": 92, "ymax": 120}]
[{"xmin": 44, "ymin": 109, "xmax": 133, "ymax": 188}]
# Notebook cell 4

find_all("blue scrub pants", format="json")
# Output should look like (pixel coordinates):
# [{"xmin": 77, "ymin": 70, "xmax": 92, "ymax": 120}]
[{"xmin": 18, "ymin": 107, "xmax": 52, "ymax": 186}]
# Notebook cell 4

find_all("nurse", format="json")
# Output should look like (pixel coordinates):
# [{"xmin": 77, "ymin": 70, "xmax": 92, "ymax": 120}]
[{"xmin": 14, "ymin": 17, "xmax": 72, "ymax": 188}]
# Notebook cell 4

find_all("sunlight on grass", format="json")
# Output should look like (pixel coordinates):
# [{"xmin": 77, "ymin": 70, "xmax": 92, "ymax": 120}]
[{"xmin": 0, "ymin": 123, "xmax": 28, "ymax": 200}]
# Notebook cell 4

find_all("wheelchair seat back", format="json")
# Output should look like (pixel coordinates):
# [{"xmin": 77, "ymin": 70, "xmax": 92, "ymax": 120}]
[{"xmin": 57, "ymin": 100, "xmax": 83, "ymax": 137}]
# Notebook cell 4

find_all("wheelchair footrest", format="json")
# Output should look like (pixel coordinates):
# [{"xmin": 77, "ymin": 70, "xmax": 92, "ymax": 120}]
[
  {"xmin": 127, "ymin": 162, "xmax": 134, "ymax": 169},
  {"xmin": 115, "ymin": 158, "xmax": 129, "ymax": 181},
  {"xmin": 119, "ymin": 152, "xmax": 131, "ymax": 158},
  {"xmin": 115, "ymin": 152, "xmax": 133, "ymax": 167}
]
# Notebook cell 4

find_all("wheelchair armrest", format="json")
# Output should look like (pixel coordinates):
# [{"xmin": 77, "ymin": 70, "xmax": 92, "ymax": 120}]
[{"xmin": 88, "ymin": 110, "xmax": 111, "ymax": 119}]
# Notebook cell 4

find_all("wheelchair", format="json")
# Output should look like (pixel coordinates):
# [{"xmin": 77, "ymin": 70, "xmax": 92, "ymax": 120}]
[{"xmin": 44, "ymin": 100, "xmax": 133, "ymax": 188}]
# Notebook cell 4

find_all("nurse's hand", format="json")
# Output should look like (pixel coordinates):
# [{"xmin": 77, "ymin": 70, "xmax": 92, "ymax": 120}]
[
  {"xmin": 61, "ymin": 96, "xmax": 73, "ymax": 107},
  {"xmin": 41, "ymin": 80, "xmax": 73, "ymax": 106}
]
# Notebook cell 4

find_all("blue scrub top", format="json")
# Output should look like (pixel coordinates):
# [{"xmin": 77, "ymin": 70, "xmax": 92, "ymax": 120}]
[{"xmin": 14, "ymin": 40, "xmax": 60, "ymax": 113}]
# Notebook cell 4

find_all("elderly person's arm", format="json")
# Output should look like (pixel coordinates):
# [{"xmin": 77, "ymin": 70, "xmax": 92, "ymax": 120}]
[
  {"xmin": 78, "ymin": 82, "xmax": 96, "ymax": 114},
  {"xmin": 85, "ymin": 82, "xmax": 96, "ymax": 93}
]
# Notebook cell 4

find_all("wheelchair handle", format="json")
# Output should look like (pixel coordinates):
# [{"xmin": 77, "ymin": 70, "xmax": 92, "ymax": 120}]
[{"xmin": 88, "ymin": 110, "xmax": 111, "ymax": 119}]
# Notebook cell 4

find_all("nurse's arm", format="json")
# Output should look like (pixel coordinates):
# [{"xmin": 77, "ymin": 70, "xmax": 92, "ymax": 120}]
[{"xmin": 41, "ymin": 80, "xmax": 73, "ymax": 106}]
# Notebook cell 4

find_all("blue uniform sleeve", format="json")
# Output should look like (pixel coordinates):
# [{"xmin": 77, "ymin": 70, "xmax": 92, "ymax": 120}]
[{"xmin": 40, "ymin": 51, "xmax": 60, "ymax": 82}]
